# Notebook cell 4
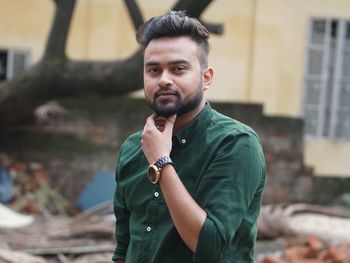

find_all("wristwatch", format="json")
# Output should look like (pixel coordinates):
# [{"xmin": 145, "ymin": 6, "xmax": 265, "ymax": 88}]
[{"xmin": 147, "ymin": 156, "xmax": 173, "ymax": 184}]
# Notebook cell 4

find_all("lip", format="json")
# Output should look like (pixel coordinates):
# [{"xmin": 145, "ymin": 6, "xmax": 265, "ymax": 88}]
[
  {"xmin": 157, "ymin": 93, "xmax": 176, "ymax": 97},
  {"xmin": 156, "ymin": 91, "xmax": 177, "ymax": 96},
  {"xmin": 156, "ymin": 94, "xmax": 176, "ymax": 101},
  {"xmin": 155, "ymin": 90, "xmax": 178, "ymax": 99}
]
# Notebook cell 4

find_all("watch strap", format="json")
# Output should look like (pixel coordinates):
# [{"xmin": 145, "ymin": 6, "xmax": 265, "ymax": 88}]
[{"xmin": 154, "ymin": 156, "xmax": 173, "ymax": 169}]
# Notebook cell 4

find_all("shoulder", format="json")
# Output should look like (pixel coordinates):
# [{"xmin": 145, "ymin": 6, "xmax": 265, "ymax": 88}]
[
  {"xmin": 208, "ymin": 109, "xmax": 266, "ymax": 174},
  {"xmin": 118, "ymin": 130, "xmax": 143, "ymax": 161},
  {"xmin": 206, "ymin": 109, "xmax": 265, "ymax": 164},
  {"xmin": 209, "ymin": 109, "xmax": 259, "ymax": 139}
]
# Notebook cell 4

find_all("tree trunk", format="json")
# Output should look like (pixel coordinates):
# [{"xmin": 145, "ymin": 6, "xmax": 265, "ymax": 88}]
[
  {"xmin": 0, "ymin": 0, "xmax": 221, "ymax": 127},
  {"xmin": 0, "ymin": 52, "xmax": 143, "ymax": 125}
]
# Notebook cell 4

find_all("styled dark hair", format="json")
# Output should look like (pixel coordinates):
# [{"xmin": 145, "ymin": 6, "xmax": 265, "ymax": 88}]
[{"xmin": 136, "ymin": 10, "xmax": 210, "ymax": 68}]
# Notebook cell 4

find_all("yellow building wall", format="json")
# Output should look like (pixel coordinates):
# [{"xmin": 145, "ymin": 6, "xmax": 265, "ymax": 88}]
[
  {"xmin": 67, "ymin": 0, "xmax": 256, "ymax": 102},
  {"xmin": 305, "ymin": 139, "xmax": 350, "ymax": 177},
  {"xmin": 67, "ymin": 0, "xmax": 141, "ymax": 60},
  {"xmin": 0, "ymin": 0, "xmax": 54, "ymax": 62},
  {"xmin": 251, "ymin": 0, "xmax": 350, "ymax": 117},
  {"xmin": 1, "ymin": 0, "xmax": 350, "ymax": 177},
  {"xmin": 250, "ymin": 0, "xmax": 350, "ymax": 177}
]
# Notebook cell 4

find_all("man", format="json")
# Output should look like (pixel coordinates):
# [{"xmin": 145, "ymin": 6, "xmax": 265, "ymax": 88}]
[{"xmin": 112, "ymin": 11, "xmax": 266, "ymax": 263}]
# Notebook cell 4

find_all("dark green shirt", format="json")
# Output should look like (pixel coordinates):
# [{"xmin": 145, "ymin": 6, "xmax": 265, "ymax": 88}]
[{"xmin": 112, "ymin": 103, "xmax": 266, "ymax": 263}]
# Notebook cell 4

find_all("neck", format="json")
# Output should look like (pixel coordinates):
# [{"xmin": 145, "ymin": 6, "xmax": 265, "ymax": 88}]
[{"xmin": 173, "ymin": 100, "xmax": 206, "ymax": 134}]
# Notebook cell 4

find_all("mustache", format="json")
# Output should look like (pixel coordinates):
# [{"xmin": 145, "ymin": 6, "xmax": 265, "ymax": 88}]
[{"xmin": 154, "ymin": 89, "xmax": 180, "ymax": 97}]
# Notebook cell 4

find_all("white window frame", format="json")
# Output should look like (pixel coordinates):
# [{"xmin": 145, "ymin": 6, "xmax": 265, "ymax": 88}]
[
  {"xmin": 0, "ymin": 48, "xmax": 31, "ymax": 81},
  {"xmin": 303, "ymin": 18, "xmax": 350, "ymax": 140}
]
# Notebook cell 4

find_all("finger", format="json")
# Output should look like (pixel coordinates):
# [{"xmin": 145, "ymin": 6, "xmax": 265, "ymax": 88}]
[
  {"xmin": 143, "ymin": 115, "xmax": 163, "ymax": 137},
  {"xmin": 163, "ymin": 115, "xmax": 177, "ymax": 135},
  {"xmin": 147, "ymin": 114, "xmax": 156, "ymax": 125},
  {"xmin": 143, "ymin": 115, "xmax": 156, "ymax": 131}
]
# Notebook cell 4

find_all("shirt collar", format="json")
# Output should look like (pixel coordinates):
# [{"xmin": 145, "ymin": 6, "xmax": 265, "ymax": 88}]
[{"xmin": 173, "ymin": 102, "xmax": 213, "ymax": 147}]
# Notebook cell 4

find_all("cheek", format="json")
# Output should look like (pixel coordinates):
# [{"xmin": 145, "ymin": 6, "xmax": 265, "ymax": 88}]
[
  {"xmin": 143, "ymin": 81, "xmax": 154, "ymax": 99},
  {"xmin": 144, "ymin": 75, "xmax": 156, "ymax": 88},
  {"xmin": 177, "ymin": 74, "xmax": 201, "ymax": 92}
]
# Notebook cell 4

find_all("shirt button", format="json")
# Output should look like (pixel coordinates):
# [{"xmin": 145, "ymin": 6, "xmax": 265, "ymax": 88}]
[
  {"xmin": 181, "ymin": 138, "xmax": 186, "ymax": 144},
  {"xmin": 154, "ymin": 192, "xmax": 159, "ymax": 197},
  {"xmin": 146, "ymin": 226, "xmax": 152, "ymax": 232}
]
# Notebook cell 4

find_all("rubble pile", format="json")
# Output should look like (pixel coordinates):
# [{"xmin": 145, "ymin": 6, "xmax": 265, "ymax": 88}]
[
  {"xmin": 256, "ymin": 235, "xmax": 350, "ymax": 263},
  {"xmin": 0, "ymin": 153, "xmax": 74, "ymax": 216},
  {"xmin": 0, "ymin": 153, "xmax": 115, "ymax": 262},
  {"xmin": 1, "ymin": 153, "xmax": 350, "ymax": 262}
]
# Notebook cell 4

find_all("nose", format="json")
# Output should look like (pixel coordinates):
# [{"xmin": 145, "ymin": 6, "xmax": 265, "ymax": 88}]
[{"xmin": 158, "ymin": 70, "xmax": 173, "ymax": 88}]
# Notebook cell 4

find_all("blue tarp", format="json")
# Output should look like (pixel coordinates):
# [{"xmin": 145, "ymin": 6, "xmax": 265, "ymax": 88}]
[
  {"xmin": 0, "ymin": 166, "xmax": 13, "ymax": 203},
  {"xmin": 76, "ymin": 169, "xmax": 116, "ymax": 210}
]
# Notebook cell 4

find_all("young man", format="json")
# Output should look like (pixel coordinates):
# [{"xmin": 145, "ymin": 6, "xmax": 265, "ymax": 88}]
[{"xmin": 112, "ymin": 11, "xmax": 266, "ymax": 263}]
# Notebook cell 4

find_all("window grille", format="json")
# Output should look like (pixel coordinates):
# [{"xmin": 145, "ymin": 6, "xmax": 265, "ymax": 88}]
[
  {"xmin": 303, "ymin": 19, "xmax": 350, "ymax": 140},
  {"xmin": 0, "ymin": 49, "xmax": 30, "ymax": 81}
]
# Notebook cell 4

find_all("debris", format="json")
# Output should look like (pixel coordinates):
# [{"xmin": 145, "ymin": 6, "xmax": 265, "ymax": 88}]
[
  {"xmin": 258, "ymin": 203, "xmax": 350, "ymax": 242},
  {"xmin": 0, "ymin": 248, "xmax": 46, "ymax": 263},
  {"xmin": 70, "ymin": 252, "xmax": 112, "ymax": 263},
  {"xmin": 0, "ymin": 212, "xmax": 115, "ymax": 262},
  {"xmin": 255, "ymin": 235, "xmax": 350, "ymax": 263},
  {"xmin": 1, "ymin": 153, "xmax": 73, "ymax": 216},
  {"xmin": 34, "ymin": 101, "xmax": 69, "ymax": 124},
  {"xmin": 3, "ymin": 152, "xmax": 350, "ymax": 262},
  {"xmin": 22, "ymin": 244, "xmax": 115, "ymax": 256},
  {"xmin": 0, "ymin": 203, "xmax": 33, "ymax": 229},
  {"xmin": 47, "ymin": 214, "xmax": 114, "ymax": 240}
]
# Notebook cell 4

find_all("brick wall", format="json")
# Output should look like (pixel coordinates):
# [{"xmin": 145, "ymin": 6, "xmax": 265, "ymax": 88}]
[{"xmin": 0, "ymin": 97, "xmax": 314, "ymax": 204}]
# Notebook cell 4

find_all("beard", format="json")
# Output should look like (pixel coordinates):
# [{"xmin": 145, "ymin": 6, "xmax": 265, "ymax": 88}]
[{"xmin": 149, "ymin": 84, "xmax": 204, "ymax": 118}]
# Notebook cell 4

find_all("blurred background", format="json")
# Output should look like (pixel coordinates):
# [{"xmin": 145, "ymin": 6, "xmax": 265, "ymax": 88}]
[{"xmin": 0, "ymin": 0, "xmax": 349, "ymax": 262}]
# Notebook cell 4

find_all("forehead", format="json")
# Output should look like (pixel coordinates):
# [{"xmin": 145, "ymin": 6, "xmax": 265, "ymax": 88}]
[{"xmin": 144, "ymin": 36, "xmax": 199, "ymax": 64}]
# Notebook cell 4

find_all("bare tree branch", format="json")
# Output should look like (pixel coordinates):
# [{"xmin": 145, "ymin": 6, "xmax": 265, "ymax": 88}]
[
  {"xmin": 200, "ymin": 20, "xmax": 224, "ymax": 35},
  {"xmin": 44, "ymin": 0, "xmax": 76, "ymax": 60},
  {"xmin": 123, "ymin": 0, "xmax": 144, "ymax": 31},
  {"xmin": 172, "ymin": 0, "xmax": 223, "ymax": 35},
  {"xmin": 172, "ymin": 0, "xmax": 211, "ymax": 18}
]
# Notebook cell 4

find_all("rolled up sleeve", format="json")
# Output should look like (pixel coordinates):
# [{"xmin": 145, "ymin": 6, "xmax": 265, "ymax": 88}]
[{"xmin": 193, "ymin": 133, "xmax": 265, "ymax": 262}]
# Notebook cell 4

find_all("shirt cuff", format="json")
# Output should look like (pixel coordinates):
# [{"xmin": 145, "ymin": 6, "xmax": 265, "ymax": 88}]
[
  {"xmin": 112, "ymin": 247, "xmax": 126, "ymax": 261},
  {"xmin": 193, "ymin": 216, "xmax": 224, "ymax": 262}
]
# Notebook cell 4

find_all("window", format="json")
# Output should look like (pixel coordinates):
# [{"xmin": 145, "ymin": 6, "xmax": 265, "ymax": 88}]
[
  {"xmin": 0, "ymin": 49, "xmax": 30, "ymax": 81},
  {"xmin": 303, "ymin": 19, "xmax": 350, "ymax": 140}
]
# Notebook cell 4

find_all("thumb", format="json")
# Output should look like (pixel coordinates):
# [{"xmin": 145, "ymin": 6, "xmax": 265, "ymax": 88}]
[{"xmin": 163, "ymin": 115, "xmax": 177, "ymax": 135}]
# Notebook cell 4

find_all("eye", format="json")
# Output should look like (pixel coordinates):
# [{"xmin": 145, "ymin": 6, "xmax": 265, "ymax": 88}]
[
  {"xmin": 173, "ymin": 66, "xmax": 186, "ymax": 72},
  {"xmin": 147, "ymin": 67, "xmax": 161, "ymax": 74}
]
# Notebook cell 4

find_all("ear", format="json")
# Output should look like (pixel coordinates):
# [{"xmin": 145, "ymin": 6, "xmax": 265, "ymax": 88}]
[{"xmin": 203, "ymin": 67, "xmax": 214, "ymax": 91}]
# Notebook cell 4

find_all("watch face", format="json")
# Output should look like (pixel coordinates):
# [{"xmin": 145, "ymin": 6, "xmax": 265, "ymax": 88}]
[{"xmin": 147, "ymin": 165, "xmax": 159, "ymax": 184}]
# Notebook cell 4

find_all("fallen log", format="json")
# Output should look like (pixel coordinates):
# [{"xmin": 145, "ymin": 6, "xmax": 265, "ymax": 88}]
[
  {"xmin": 21, "ymin": 243, "xmax": 114, "ymax": 256},
  {"xmin": 0, "ymin": 248, "xmax": 46, "ymax": 263},
  {"xmin": 258, "ymin": 203, "xmax": 350, "ymax": 242}
]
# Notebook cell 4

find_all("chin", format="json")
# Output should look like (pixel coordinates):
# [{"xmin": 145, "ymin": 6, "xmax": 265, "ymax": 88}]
[{"xmin": 155, "ymin": 110, "xmax": 178, "ymax": 118}]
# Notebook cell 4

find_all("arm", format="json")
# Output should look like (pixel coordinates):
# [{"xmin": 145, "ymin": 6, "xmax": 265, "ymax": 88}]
[
  {"xmin": 159, "ymin": 164, "xmax": 207, "ymax": 252},
  {"xmin": 193, "ymin": 133, "xmax": 265, "ymax": 261},
  {"xmin": 142, "ymin": 114, "xmax": 206, "ymax": 251}
]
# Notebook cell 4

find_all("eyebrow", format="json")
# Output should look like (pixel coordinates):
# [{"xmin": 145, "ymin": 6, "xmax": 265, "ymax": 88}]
[{"xmin": 145, "ymin": 59, "xmax": 191, "ymax": 67}]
